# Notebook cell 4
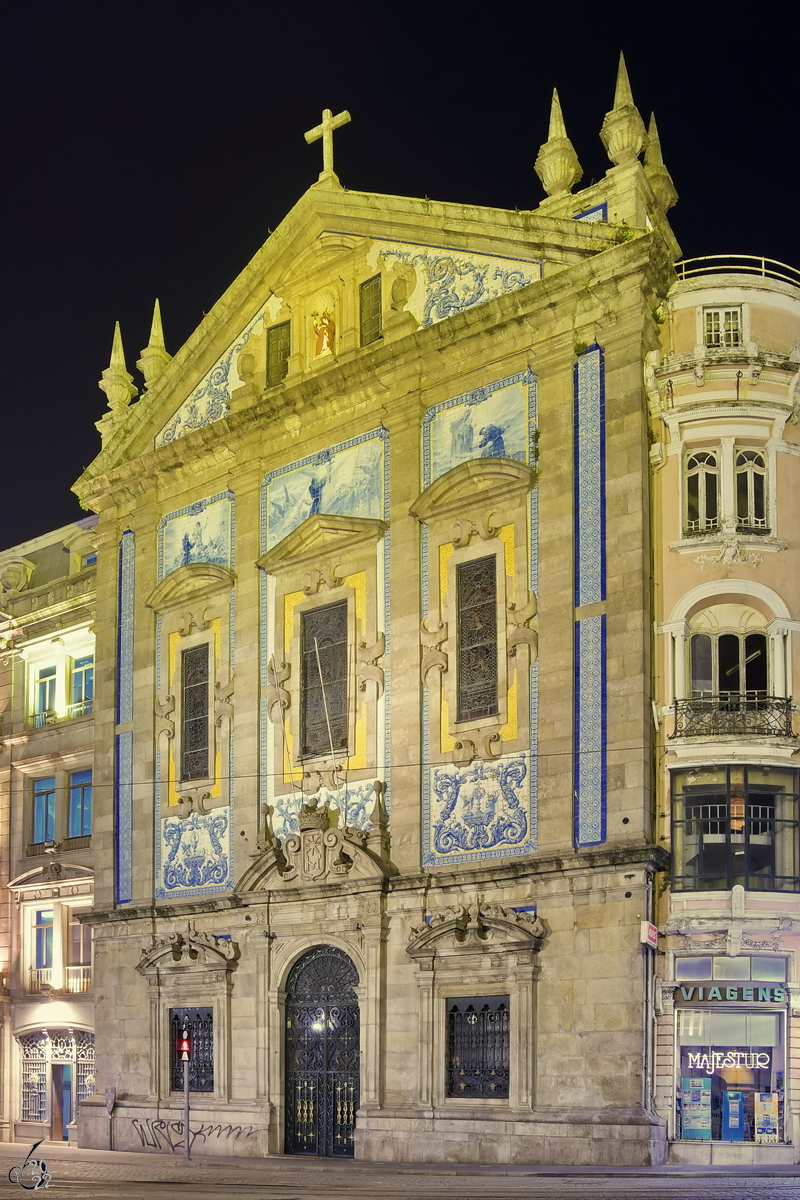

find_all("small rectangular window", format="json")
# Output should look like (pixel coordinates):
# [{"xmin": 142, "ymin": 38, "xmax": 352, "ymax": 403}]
[
  {"xmin": 266, "ymin": 321, "xmax": 291, "ymax": 387},
  {"xmin": 70, "ymin": 656, "xmax": 94, "ymax": 717},
  {"xmin": 446, "ymin": 996, "xmax": 509, "ymax": 1098},
  {"xmin": 704, "ymin": 307, "xmax": 741, "ymax": 349},
  {"xmin": 456, "ymin": 556, "xmax": 499, "ymax": 723},
  {"xmin": 68, "ymin": 910, "xmax": 92, "ymax": 967},
  {"xmin": 32, "ymin": 777, "xmax": 56, "ymax": 844},
  {"xmin": 35, "ymin": 665, "xmax": 57, "ymax": 723},
  {"xmin": 300, "ymin": 601, "xmax": 349, "ymax": 759},
  {"xmin": 34, "ymin": 910, "xmax": 53, "ymax": 969},
  {"xmin": 170, "ymin": 1007, "xmax": 214, "ymax": 1093},
  {"xmin": 181, "ymin": 645, "xmax": 209, "ymax": 781},
  {"xmin": 360, "ymin": 275, "xmax": 382, "ymax": 345},
  {"xmin": 68, "ymin": 769, "xmax": 92, "ymax": 838},
  {"xmin": 751, "ymin": 956, "xmax": 787, "ymax": 982},
  {"xmin": 675, "ymin": 957, "xmax": 713, "ymax": 981}
]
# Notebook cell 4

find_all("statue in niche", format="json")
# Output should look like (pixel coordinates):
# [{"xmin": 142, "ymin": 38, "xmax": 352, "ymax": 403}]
[{"xmin": 313, "ymin": 310, "xmax": 336, "ymax": 357}]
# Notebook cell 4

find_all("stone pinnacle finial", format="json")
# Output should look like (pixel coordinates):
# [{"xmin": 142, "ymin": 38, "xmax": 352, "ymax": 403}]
[
  {"xmin": 600, "ymin": 52, "xmax": 646, "ymax": 167},
  {"xmin": 137, "ymin": 298, "xmax": 172, "ymax": 388},
  {"xmin": 644, "ymin": 113, "xmax": 678, "ymax": 212},
  {"xmin": 534, "ymin": 88, "xmax": 583, "ymax": 199},
  {"xmin": 98, "ymin": 322, "xmax": 137, "ymax": 415}
]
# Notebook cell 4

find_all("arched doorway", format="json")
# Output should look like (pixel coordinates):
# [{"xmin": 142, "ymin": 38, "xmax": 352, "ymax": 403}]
[{"xmin": 284, "ymin": 945, "xmax": 360, "ymax": 1157}]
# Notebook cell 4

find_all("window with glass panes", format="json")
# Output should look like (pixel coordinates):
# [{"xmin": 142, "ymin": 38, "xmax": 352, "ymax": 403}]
[
  {"xmin": 360, "ymin": 275, "xmax": 382, "ymax": 345},
  {"xmin": 71, "ymin": 655, "xmax": 93, "ymax": 716},
  {"xmin": 35, "ymin": 665, "xmax": 56, "ymax": 720},
  {"xmin": 266, "ymin": 321, "xmax": 290, "ymax": 387},
  {"xmin": 671, "ymin": 765, "xmax": 800, "ymax": 892},
  {"xmin": 735, "ymin": 450, "xmax": 768, "ymax": 532},
  {"xmin": 181, "ymin": 644, "xmax": 209, "ymax": 781},
  {"xmin": 704, "ymin": 307, "xmax": 741, "ymax": 348},
  {"xmin": 685, "ymin": 452, "xmax": 719, "ymax": 534},
  {"xmin": 68, "ymin": 909, "xmax": 92, "ymax": 967},
  {"xmin": 456, "ymin": 556, "xmax": 499, "ymax": 723},
  {"xmin": 34, "ymin": 910, "xmax": 53, "ymax": 969},
  {"xmin": 32, "ymin": 777, "xmax": 56, "ymax": 844},
  {"xmin": 300, "ymin": 601, "xmax": 349, "ymax": 759},
  {"xmin": 690, "ymin": 631, "xmax": 768, "ymax": 698},
  {"xmin": 68, "ymin": 770, "xmax": 92, "ymax": 837}
]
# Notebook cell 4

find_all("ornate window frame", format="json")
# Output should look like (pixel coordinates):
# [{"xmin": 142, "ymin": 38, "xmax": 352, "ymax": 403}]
[{"xmin": 146, "ymin": 563, "xmax": 235, "ymax": 818}]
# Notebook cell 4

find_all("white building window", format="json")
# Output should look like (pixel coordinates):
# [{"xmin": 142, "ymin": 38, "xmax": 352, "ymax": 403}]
[
  {"xmin": 736, "ymin": 450, "xmax": 768, "ymax": 532},
  {"xmin": 704, "ymin": 307, "xmax": 742, "ymax": 349},
  {"xmin": 25, "ymin": 901, "xmax": 92, "ymax": 995},
  {"xmin": 685, "ymin": 452, "xmax": 719, "ymax": 534},
  {"xmin": 23, "ymin": 626, "xmax": 95, "ymax": 728}
]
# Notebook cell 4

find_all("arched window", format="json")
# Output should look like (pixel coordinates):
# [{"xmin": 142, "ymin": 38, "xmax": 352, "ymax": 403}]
[
  {"xmin": 736, "ymin": 450, "xmax": 768, "ymax": 532},
  {"xmin": 685, "ymin": 451, "xmax": 719, "ymax": 534}
]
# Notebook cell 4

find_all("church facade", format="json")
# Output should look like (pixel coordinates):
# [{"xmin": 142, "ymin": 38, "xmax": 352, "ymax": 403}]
[{"xmin": 2, "ymin": 60, "xmax": 799, "ymax": 1166}]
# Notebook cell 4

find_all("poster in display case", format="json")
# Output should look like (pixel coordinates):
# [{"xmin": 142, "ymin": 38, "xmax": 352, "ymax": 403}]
[
  {"xmin": 681, "ymin": 1076, "xmax": 712, "ymax": 1139},
  {"xmin": 755, "ymin": 1093, "xmax": 779, "ymax": 1143},
  {"xmin": 722, "ymin": 1089, "xmax": 745, "ymax": 1141}
]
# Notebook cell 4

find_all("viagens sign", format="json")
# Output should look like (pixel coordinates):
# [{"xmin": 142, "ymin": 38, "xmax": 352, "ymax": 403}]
[{"xmin": 674, "ymin": 986, "xmax": 787, "ymax": 1003}]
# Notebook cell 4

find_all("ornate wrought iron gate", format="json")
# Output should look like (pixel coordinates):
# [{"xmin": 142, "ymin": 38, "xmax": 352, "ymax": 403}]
[{"xmin": 285, "ymin": 945, "xmax": 360, "ymax": 1156}]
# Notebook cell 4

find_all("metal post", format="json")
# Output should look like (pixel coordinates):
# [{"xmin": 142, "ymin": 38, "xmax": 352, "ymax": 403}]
[{"xmin": 182, "ymin": 1030, "xmax": 190, "ymax": 1161}]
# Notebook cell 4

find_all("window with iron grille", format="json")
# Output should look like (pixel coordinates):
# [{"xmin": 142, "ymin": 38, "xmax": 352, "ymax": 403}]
[
  {"xmin": 181, "ymin": 644, "xmax": 209, "ymax": 781},
  {"xmin": 736, "ymin": 449, "xmax": 768, "ymax": 532},
  {"xmin": 267, "ymin": 320, "xmax": 291, "ymax": 387},
  {"xmin": 360, "ymin": 275, "xmax": 382, "ymax": 345},
  {"xmin": 19, "ymin": 1033, "xmax": 47, "ymax": 1121},
  {"xmin": 300, "ymin": 601, "xmax": 349, "ymax": 759},
  {"xmin": 685, "ymin": 451, "xmax": 719, "ymax": 534},
  {"xmin": 446, "ymin": 996, "xmax": 510, "ymax": 1098},
  {"xmin": 672, "ymin": 765, "xmax": 800, "ymax": 893},
  {"xmin": 456, "ymin": 556, "xmax": 499, "ymax": 723},
  {"xmin": 704, "ymin": 306, "xmax": 741, "ymax": 349},
  {"xmin": 170, "ymin": 1007, "xmax": 214, "ymax": 1092}
]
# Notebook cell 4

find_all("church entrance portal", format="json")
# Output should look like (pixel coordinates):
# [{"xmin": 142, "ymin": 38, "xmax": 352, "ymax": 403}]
[{"xmin": 284, "ymin": 945, "xmax": 360, "ymax": 1157}]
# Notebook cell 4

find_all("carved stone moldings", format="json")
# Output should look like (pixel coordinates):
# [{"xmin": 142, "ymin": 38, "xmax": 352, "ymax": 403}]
[
  {"xmin": 420, "ymin": 616, "xmax": 448, "ymax": 688},
  {"xmin": 407, "ymin": 902, "xmax": 546, "ymax": 966},
  {"xmin": 410, "ymin": 457, "xmax": 536, "ymax": 526},
  {"xmin": 357, "ymin": 632, "xmax": 385, "ymax": 697},
  {"xmin": 145, "ymin": 563, "xmax": 235, "ymax": 614},
  {"xmin": 256, "ymin": 514, "xmax": 388, "ymax": 576},
  {"xmin": 266, "ymin": 658, "xmax": 290, "ymax": 722},
  {"xmin": 507, "ymin": 592, "xmax": 538, "ymax": 663},
  {"xmin": 0, "ymin": 557, "xmax": 35, "ymax": 597},
  {"xmin": 135, "ymin": 929, "xmax": 239, "ymax": 976},
  {"xmin": 237, "ymin": 798, "xmax": 394, "ymax": 891}
]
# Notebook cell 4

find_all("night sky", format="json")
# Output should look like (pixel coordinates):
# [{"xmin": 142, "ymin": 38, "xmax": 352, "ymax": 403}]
[{"xmin": 3, "ymin": 5, "xmax": 798, "ymax": 549}]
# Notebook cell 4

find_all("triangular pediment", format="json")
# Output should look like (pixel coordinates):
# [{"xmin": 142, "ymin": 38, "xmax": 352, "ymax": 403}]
[{"xmin": 257, "ymin": 513, "xmax": 387, "ymax": 575}]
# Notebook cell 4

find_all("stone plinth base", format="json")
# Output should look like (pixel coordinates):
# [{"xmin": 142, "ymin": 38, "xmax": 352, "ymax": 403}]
[
  {"xmin": 669, "ymin": 1140, "xmax": 796, "ymax": 1166},
  {"xmin": 356, "ymin": 1107, "xmax": 668, "ymax": 1167},
  {"xmin": 77, "ymin": 1098, "xmax": 270, "ymax": 1158}
]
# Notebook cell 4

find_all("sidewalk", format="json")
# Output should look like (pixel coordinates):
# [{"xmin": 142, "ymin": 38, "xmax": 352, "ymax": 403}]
[{"xmin": 0, "ymin": 1138, "xmax": 798, "ymax": 1183}]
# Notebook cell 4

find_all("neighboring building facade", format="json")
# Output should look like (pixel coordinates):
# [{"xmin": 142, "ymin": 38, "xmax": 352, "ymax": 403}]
[
  {"xmin": 1, "ymin": 61, "xmax": 799, "ymax": 1167},
  {"xmin": 0, "ymin": 520, "xmax": 97, "ymax": 1144}
]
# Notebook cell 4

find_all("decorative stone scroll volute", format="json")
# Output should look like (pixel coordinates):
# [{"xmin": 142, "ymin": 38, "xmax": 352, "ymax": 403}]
[
  {"xmin": 237, "ymin": 784, "xmax": 395, "ymax": 892},
  {"xmin": 135, "ymin": 929, "xmax": 239, "ymax": 978},
  {"xmin": 406, "ymin": 902, "xmax": 546, "ymax": 969}
]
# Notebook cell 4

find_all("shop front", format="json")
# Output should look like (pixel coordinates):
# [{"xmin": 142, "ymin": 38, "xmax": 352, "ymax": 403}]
[{"xmin": 663, "ymin": 951, "xmax": 794, "ymax": 1161}]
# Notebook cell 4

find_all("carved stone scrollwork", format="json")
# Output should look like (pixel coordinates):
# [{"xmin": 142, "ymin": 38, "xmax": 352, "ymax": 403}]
[
  {"xmin": 452, "ymin": 730, "xmax": 502, "ymax": 766},
  {"xmin": 357, "ymin": 632, "xmax": 385, "ymax": 697},
  {"xmin": 135, "ymin": 929, "xmax": 239, "ymax": 976},
  {"xmin": 451, "ymin": 511, "xmax": 502, "ymax": 548},
  {"xmin": 177, "ymin": 608, "xmax": 211, "ymax": 637},
  {"xmin": 214, "ymin": 675, "xmax": 234, "ymax": 726},
  {"xmin": 174, "ymin": 787, "xmax": 215, "ymax": 818},
  {"xmin": 155, "ymin": 693, "xmax": 175, "ymax": 741},
  {"xmin": 267, "ymin": 658, "xmax": 290, "ymax": 722},
  {"xmin": 507, "ymin": 591, "xmax": 539, "ymax": 663},
  {"xmin": 303, "ymin": 564, "xmax": 345, "ymax": 596},
  {"xmin": 407, "ymin": 901, "xmax": 546, "ymax": 965},
  {"xmin": 420, "ymin": 615, "xmax": 448, "ymax": 687}
]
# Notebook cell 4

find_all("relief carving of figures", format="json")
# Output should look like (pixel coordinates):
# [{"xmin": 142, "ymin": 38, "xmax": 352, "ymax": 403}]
[
  {"xmin": 420, "ymin": 615, "xmax": 448, "ymax": 687},
  {"xmin": 357, "ymin": 632, "xmax": 385, "ymax": 697},
  {"xmin": 267, "ymin": 658, "xmax": 290, "ymax": 722}
]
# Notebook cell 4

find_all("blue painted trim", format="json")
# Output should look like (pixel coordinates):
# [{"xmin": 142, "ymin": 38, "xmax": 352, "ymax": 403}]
[
  {"xmin": 573, "ymin": 203, "xmax": 608, "ymax": 223},
  {"xmin": 115, "ymin": 731, "xmax": 133, "ymax": 903}
]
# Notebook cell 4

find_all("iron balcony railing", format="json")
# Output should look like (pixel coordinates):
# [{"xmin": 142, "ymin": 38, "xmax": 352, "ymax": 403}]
[
  {"xmin": 674, "ymin": 255, "xmax": 800, "ymax": 289},
  {"xmin": 671, "ymin": 694, "xmax": 794, "ymax": 738}
]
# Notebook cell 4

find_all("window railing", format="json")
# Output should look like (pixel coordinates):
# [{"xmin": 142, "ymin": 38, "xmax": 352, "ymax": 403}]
[
  {"xmin": 31, "ymin": 703, "xmax": 92, "ymax": 728},
  {"xmin": 28, "ymin": 968, "xmax": 52, "ymax": 993},
  {"xmin": 32, "ymin": 710, "xmax": 57, "ymax": 728},
  {"xmin": 672, "ymin": 694, "xmax": 793, "ymax": 738},
  {"xmin": 67, "ymin": 699, "xmax": 93, "ymax": 718},
  {"xmin": 65, "ymin": 965, "xmax": 92, "ymax": 993},
  {"xmin": 63, "ymin": 835, "xmax": 91, "ymax": 851}
]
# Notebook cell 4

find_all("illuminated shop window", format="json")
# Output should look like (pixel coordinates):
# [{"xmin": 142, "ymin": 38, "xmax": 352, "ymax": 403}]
[
  {"xmin": 677, "ymin": 1006, "xmax": 785, "ymax": 1143},
  {"xmin": 672, "ymin": 766, "xmax": 800, "ymax": 893}
]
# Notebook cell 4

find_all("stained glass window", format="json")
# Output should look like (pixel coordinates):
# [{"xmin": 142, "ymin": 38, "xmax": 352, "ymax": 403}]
[
  {"xmin": 301, "ymin": 601, "xmax": 349, "ymax": 760},
  {"xmin": 360, "ymin": 275, "xmax": 382, "ymax": 345},
  {"xmin": 267, "ymin": 320, "xmax": 291, "ymax": 387},
  {"xmin": 446, "ymin": 996, "xmax": 510, "ymax": 1098},
  {"xmin": 170, "ymin": 1007, "xmax": 214, "ymax": 1092},
  {"xmin": 181, "ymin": 644, "xmax": 209, "ymax": 781},
  {"xmin": 456, "ymin": 556, "xmax": 499, "ymax": 723}
]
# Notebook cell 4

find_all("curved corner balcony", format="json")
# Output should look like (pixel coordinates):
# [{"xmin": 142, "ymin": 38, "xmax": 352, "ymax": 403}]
[
  {"xmin": 674, "ymin": 255, "xmax": 800, "ymax": 290},
  {"xmin": 671, "ymin": 694, "xmax": 794, "ymax": 739}
]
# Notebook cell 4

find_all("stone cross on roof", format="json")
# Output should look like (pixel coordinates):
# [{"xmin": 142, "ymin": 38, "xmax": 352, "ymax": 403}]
[{"xmin": 304, "ymin": 108, "xmax": 351, "ymax": 182}]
